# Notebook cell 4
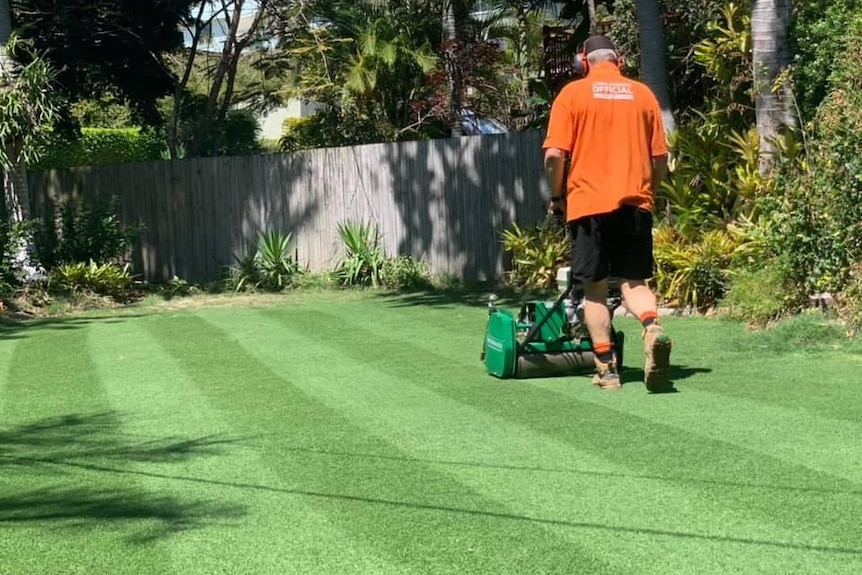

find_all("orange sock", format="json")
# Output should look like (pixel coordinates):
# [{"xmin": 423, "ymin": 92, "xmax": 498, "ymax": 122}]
[
  {"xmin": 638, "ymin": 311, "xmax": 658, "ymax": 328},
  {"xmin": 593, "ymin": 341, "xmax": 614, "ymax": 362}
]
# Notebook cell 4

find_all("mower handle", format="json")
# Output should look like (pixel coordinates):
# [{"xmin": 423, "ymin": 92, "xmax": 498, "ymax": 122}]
[{"xmin": 515, "ymin": 272, "xmax": 623, "ymax": 355}]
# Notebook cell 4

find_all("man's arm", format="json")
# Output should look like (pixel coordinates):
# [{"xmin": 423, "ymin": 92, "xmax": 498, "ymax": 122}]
[
  {"xmin": 544, "ymin": 148, "xmax": 566, "ymax": 197},
  {"xmin": 651, "ymin": 153, "xmax": 668, "ymax": 194},
  {"xmin": 544, "ymin": 147, "xmax": 568, "ymax": 220}
]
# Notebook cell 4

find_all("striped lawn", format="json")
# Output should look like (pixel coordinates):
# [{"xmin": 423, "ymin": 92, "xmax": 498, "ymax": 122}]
[{"xmin": 1, "ymin": 291, "xmax": 860, "ymax": 575}]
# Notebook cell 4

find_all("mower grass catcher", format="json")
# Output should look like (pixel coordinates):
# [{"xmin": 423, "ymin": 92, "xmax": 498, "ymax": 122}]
[{"xmin": 481, "ymin": 267, "xmax": 625, "ymax": 379}]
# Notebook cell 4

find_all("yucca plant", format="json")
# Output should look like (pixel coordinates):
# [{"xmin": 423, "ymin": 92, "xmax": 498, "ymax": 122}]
[
  {"xmin": 255, "ymin": 229, "xmax": 299, "ymax": 291},
  {"xmin": 227, "ymin": 250, "xmax": 261, "ymax": 293},
  {"xmin": 335, "ymin": 221, "xmax": 385, "ymax": 287},
  {"xmin": 226, "ymin": 229, "xmax": 299, "ymax": 292}
]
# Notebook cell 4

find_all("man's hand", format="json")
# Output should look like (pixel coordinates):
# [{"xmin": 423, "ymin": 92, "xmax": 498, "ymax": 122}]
[
  {"xmin": 548, "ymin": 196, "xmax": 566, "ymax": 226},
  {"xmin": 544, "ymin": 147, "xmax": 568, "ymax": 225},
  {"xmin": 651, "ymin": 153, "xmax": 669, "ymax": 195}
]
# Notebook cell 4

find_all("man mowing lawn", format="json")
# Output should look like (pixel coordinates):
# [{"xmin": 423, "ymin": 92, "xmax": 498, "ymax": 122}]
[{"xmin": 543, "ymin": 35, "xmax": 672, "ymax": 392}]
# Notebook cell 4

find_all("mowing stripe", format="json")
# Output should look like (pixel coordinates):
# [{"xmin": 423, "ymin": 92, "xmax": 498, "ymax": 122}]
[
  {"xmin": 86, "ymin": 314, "xmax": 404, "ymax": 575},
  {"xmin": 261, "ymin": 305, "xmax": 862, "ymax": 573},
  {"xmin": 372, "ymin": 296, "xmax": 862, "ymax": 422},
  {"xmin": 148, "ymin": 311, "xmax": 629, "ymax": 575},
  {"xmin": 0, "ymin": 322, "xmax": 172, "ymax": 575},
  {"xmin": 315, "ymin": 301, "xmax": 862, "ymax": 483},
  {"xmin": 693, "ymin": 359, "xmax": 862, "ymax": 424},
  {"xmin": 549, "ymin": 384, "xmax": 862, "ymax": 483},
  {"xmin": 0, "ymin": 324, "xmax": 21, "ymax": 414},
  {"xmin": 238, "ymin": 306, "xmax": 860, "ymax": 575}
]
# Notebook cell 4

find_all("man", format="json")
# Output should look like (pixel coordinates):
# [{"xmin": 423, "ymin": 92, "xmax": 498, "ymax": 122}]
[{"xmin": 542, "ymin": 35, "xmax": 672, "ymax": 392}]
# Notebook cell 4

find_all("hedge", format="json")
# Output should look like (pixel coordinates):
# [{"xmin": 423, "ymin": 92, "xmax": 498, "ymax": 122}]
[{"xmin": 32, "ymin": 127, "xmax": 166, "ymax": 170}]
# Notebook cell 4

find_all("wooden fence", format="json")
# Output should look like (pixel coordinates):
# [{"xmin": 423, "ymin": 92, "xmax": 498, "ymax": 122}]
[{"xmin": 28, "ymin": 131, "xmax": 550, "ymax": 284}]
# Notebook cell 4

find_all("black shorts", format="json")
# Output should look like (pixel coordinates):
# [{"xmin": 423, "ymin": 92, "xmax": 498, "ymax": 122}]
[{"xmin": 568, "ymin": 205, "xmax": 654, "ymax": 284}]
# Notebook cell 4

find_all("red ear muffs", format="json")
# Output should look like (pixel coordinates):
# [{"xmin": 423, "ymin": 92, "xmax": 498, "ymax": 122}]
[
  {"xmin": 576, "ymin": 49, "xmax": 624, "ymax": 77},
  {"xmin": 575, "ymin": 49, "xmax": 589, "ymax": 76}
]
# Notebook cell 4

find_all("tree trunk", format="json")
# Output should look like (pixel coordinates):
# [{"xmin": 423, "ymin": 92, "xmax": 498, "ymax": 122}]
[
  {"xmin": 516, "ymin": 3, "xmax": 530, "ymax": 113},
  {"xmin": 442, "ymin": 0, "xmax": 462, "ymax": 137},
  {"xmin": 0, "ymin": 0, "xmax": 42, "ymax": 280},
  {"xmin": 188, "ymin": 0, "xmax": 268, "ymax": 157},
  {"xmin": 187, "ymin": 0, "xmax": 246, "ymax": 157},
  {"xmin": 752, "ymin": 0, "xmax": 795, "ymax": 175},
  {"xmin": 635, "ymin": 0, "xmax": 676, "ymax": 135},
  {"xmin": 0, "ymin": 0, "xmax": 20, "ymax": 219},
  {"xmin": 169, "ymin": 0, "xmax": 218, "ymax": 159},
  {"xmin": 587, "ymin": 0, "xmax": 598, "ymax": 34}
]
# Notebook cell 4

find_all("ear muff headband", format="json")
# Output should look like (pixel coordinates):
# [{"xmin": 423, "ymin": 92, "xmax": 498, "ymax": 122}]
[{"xmin": 577, "ymin": 48, "xmax": 624, "ymax": 76}]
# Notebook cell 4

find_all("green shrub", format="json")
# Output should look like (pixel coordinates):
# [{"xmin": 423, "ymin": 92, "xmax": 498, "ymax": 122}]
[
  {"xmin": 226, "ymin": 229, "xmax": 300, "ymax": 292},
  {"xmin": 762, "ymin": 17, "xmax": 862, "ymax": 295},
  {"xmin": 160, "ymin": 93, "xmax": 262, "ymax": 158},
  {"xmin": 659, "ymin": 124, "xmax": 766, "ymax": 234},
  {"xmin": 69, "ymin": 95, "xmax": 134, "ymax": 129},
  {"xmin": 158, "ymin": 276, "xmax": 200, "ymax": 300},
  {"xmin": 381, "ymin": 255, "xmax": 432, "ymax": 290},
  {"xmin": 278, "ymin": 107, "xmax": 392, "ymax": 152},
  {"xmin": 226, "ymin": 251, "xmax": 261, "ymax": 293},
  {"xmin": 744, "ymin": 310, "xmax": 851, "ymax": 354},
  {"xmin": 335, "ymin": 221, "xmax": 386, "ymax": 288},
  {"xmin": 48, "ymin": 260, "xmax": 134, "ymax": 301},
  {"xmin": 32, "ymin": 196, "xmax": 140, "ymax": 270},
  {"xmin": 656, "ymin": 3, "xmax": 774, "ymax": 236},
  {"xmin": 500, "ymin": 217, "xmax": 568, "ymax": 291},
  {"xmin": 790, "ymin": 0, "xmax": 862, "ymax": 124},
  {"xmin": 652, "ymin": 224, "xmax": 744, "ymax": 311},
  {"xmin": 219, "ymin": 109, "xmax": 262, "ymax": 156},
  {"xmin": 0, "ymin": 203, "xmax": 32, "ymax": 286},
  {"xmin": 719, "ymin": 262, "xmax": 804, "ymax": 327},
  {"xmin": 835, "ymin": 262, "xmax": 862, "ymax": 338},
  {"xmin": 431, "ymin": 273, "xmax": 464, "ymax": 292},
  {"xmin": 33, "ymin": 127, "xmax": 165, "ymax": 169},
  {"xmin": 292, "ymin": 270, "xmax": 337, "ymax": 290}
]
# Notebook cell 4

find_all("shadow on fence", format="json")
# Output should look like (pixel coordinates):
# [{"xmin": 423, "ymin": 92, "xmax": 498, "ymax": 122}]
[{"xmin": 27, "ymin": 132, "xmax": 548, "ymax": 285}]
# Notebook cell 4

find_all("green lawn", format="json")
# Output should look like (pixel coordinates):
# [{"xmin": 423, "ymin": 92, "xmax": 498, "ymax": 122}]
[{"xmin": 1, "ymin": 290, "xmax": 860, "ymax": 575}]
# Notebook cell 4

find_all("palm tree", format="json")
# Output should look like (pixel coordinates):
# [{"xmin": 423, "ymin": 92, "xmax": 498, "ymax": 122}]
[
  {"xmin": 0, "ymin": 0, "xmax": 38, "ymax": 279},
  {"xmin": 442, "ymin": 0, "xmax": 462, "ymax": 135},
  {"xmin": 0, "ymin": 0, "xmax": 59, "ymax": 279},
  {"xmin": 635, "ymin": 0, "xmax": 676, "ymax": 135},
  {"xmin": 0, "ymin": 0, "xmax": 22, "ymax": 221},
  {"xmin": 751, "ymin": 0, "xmax": 795, "ymax": 174}
]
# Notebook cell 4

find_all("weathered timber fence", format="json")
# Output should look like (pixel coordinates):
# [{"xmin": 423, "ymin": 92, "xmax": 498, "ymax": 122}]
[{"xmin": 28, "ymin": 131, "xmax": 550, "ymax": 284}]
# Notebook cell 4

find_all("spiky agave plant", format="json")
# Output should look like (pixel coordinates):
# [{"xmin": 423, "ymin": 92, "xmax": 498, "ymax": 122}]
[{"xmin": 335, "ymin": 220, "xmax": 385, "ymax": 287}]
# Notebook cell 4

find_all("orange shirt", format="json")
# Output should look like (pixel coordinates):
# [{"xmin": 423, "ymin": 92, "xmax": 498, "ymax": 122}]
[{"xmin": 542, "ymin": 62, "xmax": 668, "ymax": 221}]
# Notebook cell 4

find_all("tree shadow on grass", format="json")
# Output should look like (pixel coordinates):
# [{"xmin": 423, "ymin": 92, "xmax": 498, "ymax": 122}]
[
  {"xmin": 0, "ymin": 487, "xmax": 244, "ymax": 544},
  {"xmin": 0, "ymin": 313, "xmax": 150, "ymax": 341},
  {"xmin": 0, "ymin": 412, "xmax": 247, "ymax": 542}
]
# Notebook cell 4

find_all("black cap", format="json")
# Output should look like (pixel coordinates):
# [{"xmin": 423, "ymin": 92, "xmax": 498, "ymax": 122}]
[{"xmin": 583, "ymin": 35, "xmax": 616, "ymax": 54}]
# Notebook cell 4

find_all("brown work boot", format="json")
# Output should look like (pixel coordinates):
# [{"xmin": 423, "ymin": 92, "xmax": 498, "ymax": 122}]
[
  {"xmin": 643, "ymin": 324, "xmax": 673, "ymax": 392},
  {"xmin": 592, "ymin": 356, "xmax": 622, "ymax": 390}
]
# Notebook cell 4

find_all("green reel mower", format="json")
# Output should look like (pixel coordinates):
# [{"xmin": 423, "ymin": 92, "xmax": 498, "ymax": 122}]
[{"xmin": 481, "ymin": 267, "xmax": 625, "ymax": 379}]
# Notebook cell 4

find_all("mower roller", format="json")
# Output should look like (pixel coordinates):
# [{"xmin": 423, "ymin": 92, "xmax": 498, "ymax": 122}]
[{"xmin": 481, "ymin": 267, "xmax": 625, "ymax": 379}]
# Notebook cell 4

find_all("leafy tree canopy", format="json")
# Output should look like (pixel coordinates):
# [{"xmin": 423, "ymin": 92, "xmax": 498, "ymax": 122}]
[{"xmin": 10, "ymin": 0, "xmax": 197, "ymax": 126}]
